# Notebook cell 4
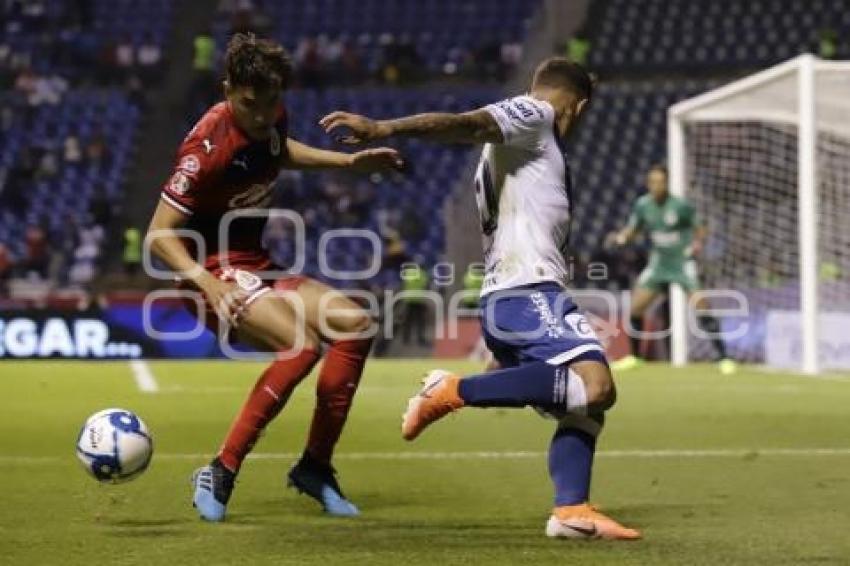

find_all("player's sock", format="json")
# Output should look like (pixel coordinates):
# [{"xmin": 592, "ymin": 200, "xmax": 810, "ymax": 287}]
[
  {"xmin": 457, "ymin": 361, "xmax": 597, "ymax": 412},
  {"xmin": 629, "ymin": 315, "xmax": 644, "ymax": 358},
  {"xmin": 549, "ymin": 414, "xmax": 603, "ymax": 506},
  {"xmin": 218, "ymin": 348, "xmax": 321, "ymax": 473},
  {"xmin": 305, "ymin": 338, "xmax": 372, "ymax": 465},
  {"xmin": 698, "ymin": 315, "xmax": 727, "ymax": 359}
]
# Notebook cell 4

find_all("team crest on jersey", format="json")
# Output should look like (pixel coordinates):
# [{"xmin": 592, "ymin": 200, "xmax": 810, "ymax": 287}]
[
  {"xmin": 178, "ymin": 155, "xmax": 201, "ymax": 175},
  {"xmin": 168, "ymin": 172, "xmax": 191, "ymax": 195},
  {"xmin": 664, "ymin": 210, "xmax": 678, "ymax": 226},
  {"xmin": 228, "ymin": 183, "xmax": 273, "ymax": 208},
  {"xmin": 269, "ymin": 128, "xmax": 281, "ymax": 156}
]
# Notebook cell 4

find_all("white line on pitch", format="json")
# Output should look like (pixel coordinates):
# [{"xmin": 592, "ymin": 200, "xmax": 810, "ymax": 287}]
[
  {"xmin": 5, "ymin": 448, "xmax": 850, "ymax": 465},
  {"xmin": 153, "ymin": 447, "xmax": 850, "ymax": 460},
  {"xmin": 129, "ymin": 360, "xmax": 159, "ymax": 393}
]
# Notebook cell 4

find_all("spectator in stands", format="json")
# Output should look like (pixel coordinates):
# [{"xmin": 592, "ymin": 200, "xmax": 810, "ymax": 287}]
[
  {"xmin": 501, "ymin": 41, "xmax": 523, "ymax": 70},
  {"xmin": 226, "ymin": 0, "xmax": 272, "ymax": 37},
  {"xmin": 123, "ymin": 226, "xmax": 142, "ymax": 276},
  {"xmin": 21, "ymin": 225, "xmax": 48, "ymax": 279},
  {"xmin": 400, "ymin": 259, "xmax": 431, "ymax": 346},
  {"xmin": 114, "ymin": 35, "xmax": 135, "ymax": 80},
  {"xmin": 380, "ymin": 33, "xmax": 423, "ymax": 84},
  {"xmin": 68, "ymin": 220, "xmax": 104, "ymax": 286},
  {"xmin": 0, "ymin": 243, "xmax": 13, "ymax": 293},
  {"xmin": 399, "ymin": 205, "xmax": 424, "ymax": 242},
  {"xmin": 295, "ymin": 37, "xmax": 325, "ymax": 88},
  {"xmin": 382, "ymin": 228, "xmax": 408, "ymax": 273},
  {"xmin": 819, "ymin": 29, "xmax": 838, "ymax": 60},
  {"xmin": 473, "ymin": 41, "xmax": 503, "ymax": 80},
  {"xmin": 3, "ymin": 146, "xmax": 35, "ymax": 214},
  {"xmin": 63, "ymin": 134, "xmax": 83, "ymax": 164},
  {"xmin": 126, "ymin": 73, "xmax": 147, "ymax": 109},
  {"xmin": 31, "ymin": 72, "xmax": 68, "ymax": 106},
  {"xmin": 461, "ymin": 263, "xmax": 484, "ymax": 308},
  {"xmin": 35, "ymin": 143, "xmax": 59, "ymax": 179},
  {"xmin": 189, "ymin": 29, "xmax": 218, "ymax": 115},
  {"xmin": 137, "ymin": 33, "xmax": 163, "ymax": 84},
  {"xmin": 85, "ymin": 134, "xmax": 111, "ymax": 169},
  {"xmin": 565, "ymin": 31, "xmax": 591, "ymax": 66},
  {"xmin": 13, "ymin": 67, "xmax": 37, "ymax": 100},
  {"xmin": 339, "ymin": 38, "xmax": 364, "ymax": 85}
]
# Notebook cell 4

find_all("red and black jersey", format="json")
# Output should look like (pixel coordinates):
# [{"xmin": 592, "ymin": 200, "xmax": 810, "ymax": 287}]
[{"xmin": 160, "ymin": 101, "xmax": 288, "ymax": 273}]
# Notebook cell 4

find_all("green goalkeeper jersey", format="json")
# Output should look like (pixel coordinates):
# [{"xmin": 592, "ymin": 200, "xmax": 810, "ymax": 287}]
[{"xmin": 627, "ymin": 194, "xmax": 698, "ymax": 269}]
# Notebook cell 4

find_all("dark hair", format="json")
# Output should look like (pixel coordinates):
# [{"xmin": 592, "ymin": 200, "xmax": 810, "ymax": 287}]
[
  {"xmin": 531, "ymin": 57, "xmax": 595, "ymax": 103},
  {"xmin": 224, "ymin": 33, "xmax": 292, "ymax": 91}
]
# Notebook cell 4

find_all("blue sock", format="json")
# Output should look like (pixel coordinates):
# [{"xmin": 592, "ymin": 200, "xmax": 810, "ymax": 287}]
[
  {"xmin": 457, "ymin": 362, "xmax": 564, "ymax": 408},
  {"xmin": 549, "ymin": 426, "xmax": 596, "ymax": 506}
]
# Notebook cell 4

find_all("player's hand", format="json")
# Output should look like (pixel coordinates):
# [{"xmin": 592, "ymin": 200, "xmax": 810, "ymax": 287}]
[
  {"xmin": 605, "ymin": 231, "xmax": 627, "ymax": 248},
  {"xmin": 688, "ymin": 240, "xmax": 704, "ymax": 259},
  {"xmin": 349, "ymin": 147, "xmax": 404, "ymax": 173},
  {"xmin": 319, "ymin": 111, "xmax": 390, "ymax": 145},
  {"xmin": 200, "ymin": 276, "xmax": 249, "ymax": 328}
]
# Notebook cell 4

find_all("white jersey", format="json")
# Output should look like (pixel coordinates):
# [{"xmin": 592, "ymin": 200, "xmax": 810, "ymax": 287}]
[{"xmin": 475, "ymin": 95, "xmax": 572, "ymax": 296}]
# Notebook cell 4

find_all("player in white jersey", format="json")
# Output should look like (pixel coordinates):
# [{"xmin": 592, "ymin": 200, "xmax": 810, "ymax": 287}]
[{"xmin": 321, "ymin": 57, "xmax": 640, "ymax": 540}]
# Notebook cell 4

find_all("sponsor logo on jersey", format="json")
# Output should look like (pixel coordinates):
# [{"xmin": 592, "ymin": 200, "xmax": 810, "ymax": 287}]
[
  {"xmin": 168, "ymin": 172, "xmax": 191, "ymax": 195},
  {"xmin": 564, "ymin": 312, "xmax": 597, "ymax": 339},
  {"xmin": 498, "ymin": 101, "xmax": 522, "ymax": 122},
  {"xmin": 514, "ymin": 100, "xmax": 535, "ymax": 119},
  {"xmin": 178, "ymin": 154, "xmax": 201, "ymax": 174},
  {"xmin": 530, "ymin": 291, "xmax": 567, "ymax": 339},
  {"xmin": 202, "ymin": 138, "xmax": 216, "ymax": 154},
  {"xmin": 220, "ymin": 268, "xmax": 263, "ymax": 293},
  {"xmin": 228, "ymin": 183, "xmax": 272, "ymax": 208},
  {"xmin": 651, "ymin": 230, "xmax": 681, "ymax": 247}
]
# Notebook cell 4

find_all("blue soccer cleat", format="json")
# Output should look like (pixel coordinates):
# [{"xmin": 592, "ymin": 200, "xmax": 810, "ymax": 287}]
[
  {"xmin": 287, "ymin": 453, "xmax": 360, "ymax": 517},
  {"xmin": 191, "ymin": 458, "xmax": 235, "ymax": 522}
]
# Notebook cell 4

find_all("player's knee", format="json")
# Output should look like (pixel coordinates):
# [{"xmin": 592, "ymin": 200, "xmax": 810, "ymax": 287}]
[
  {"xmin": 267, "ymin": 324, "xmax": 321, "ymax": 353},
  {"xmin": 347, "ymin": 309, "xmax": 374, "ymax": 335},
  {"xmin": 327, "ymin": 307, "xmax": 375, "ymax": 341},
  {"xmin": 572, "ymin": 362, "xmax": 617, "ymax": 410},
  {"xmin": 585, "ymin": 375, "xmax": 616, "ymax": 410}
]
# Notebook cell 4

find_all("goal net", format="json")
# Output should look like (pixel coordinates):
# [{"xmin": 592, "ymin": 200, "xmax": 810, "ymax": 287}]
[{"xmin": 668, "ymin": 55, "xmax": 850, "ymax": 374}]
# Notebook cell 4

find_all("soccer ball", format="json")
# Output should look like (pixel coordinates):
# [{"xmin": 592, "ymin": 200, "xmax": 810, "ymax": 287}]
[{"xmin": 76, "ymin": 408, "xmax": 153, "ymax": 483}]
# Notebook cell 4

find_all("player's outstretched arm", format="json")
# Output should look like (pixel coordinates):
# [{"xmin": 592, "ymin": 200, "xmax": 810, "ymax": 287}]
[
  {"xmin": 283, "ymin": 138, "xmax": 403, "ymax": 173},
  {"xmin": 319, "ymin": 110, "xmax": 504, "ymax": 145},
  {"xmin": 607, "ymin": 225, "xmax": 638, "ymax": 248}
]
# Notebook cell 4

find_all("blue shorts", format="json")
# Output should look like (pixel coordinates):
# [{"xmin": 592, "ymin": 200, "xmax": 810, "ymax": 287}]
[{"xmin": 479, "ymin": 283, "xmax": 607, "ymax": 369}]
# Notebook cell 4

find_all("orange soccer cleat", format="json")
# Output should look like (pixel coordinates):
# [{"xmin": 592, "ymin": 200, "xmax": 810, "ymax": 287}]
[
  {"xmin": 545, "ymin": 503, "xmax": 642, "ymax": 540},
  {"xmin": 401, "ymin": 370, "xmax": 464, "ymax": 441}
]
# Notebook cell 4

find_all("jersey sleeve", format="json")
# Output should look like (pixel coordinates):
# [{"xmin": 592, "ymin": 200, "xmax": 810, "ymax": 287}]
[
  {"xmin": 686, "ymin": 201, "xmax": 700, "ymax": 228},
  {"xmin": 483, "ymin": 95, "xmax": 555, "ymax": 150},
  {"xmin": 626, "ymin": 198, "xmax": 644, "ymax": 231},
  {"xmin": 160, "ymin": 118, "xmax": 225, "ymax": 216}
]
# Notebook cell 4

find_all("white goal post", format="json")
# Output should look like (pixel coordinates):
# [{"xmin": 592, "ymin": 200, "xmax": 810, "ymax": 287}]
[{"xmin": 668, "ymin": 54, "xmax": 850, "ymax": 375}]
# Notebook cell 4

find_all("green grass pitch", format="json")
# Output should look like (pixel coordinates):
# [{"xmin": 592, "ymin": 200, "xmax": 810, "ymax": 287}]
[{"xmin": 1, "ymin": 359, "xmax": 849, "ymax": 565}]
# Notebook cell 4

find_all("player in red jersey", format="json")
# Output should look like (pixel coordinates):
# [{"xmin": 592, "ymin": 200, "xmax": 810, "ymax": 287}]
[{"xmin": 146, "ymin": 33, "xmax": 402, "ymax": 521}]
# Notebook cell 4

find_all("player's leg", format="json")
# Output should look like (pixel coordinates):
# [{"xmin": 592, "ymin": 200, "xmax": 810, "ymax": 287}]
[
  {"xmin": 277, "ymin": 277, "xmax": 375, "ymax": 516},
  {"xmin": 543, "ymin": 360, "xmax": 639, "ymax": 540},
  {"xmin": 612, "ymin": 278, "xmax": 659, "ymax": 371},
  {"xmin": 402, "ymin": 286, "xmax": 614, "ymax": 439},
  {"xmin": 193, "ymin": 281, "xmax": 322, "ymax": 522},
  {"xmin": 688, "ymin": 287, "xmax": 737, "ymax": 374},
  {"xmin": 406, "ymin": 359, "xmax": 639, "ymax": 539}
]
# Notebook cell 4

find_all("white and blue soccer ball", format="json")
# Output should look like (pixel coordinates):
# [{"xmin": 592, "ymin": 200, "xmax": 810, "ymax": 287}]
[{"xmin": 76, "ymin": 408, "xmax": 153, "ymax": 483}]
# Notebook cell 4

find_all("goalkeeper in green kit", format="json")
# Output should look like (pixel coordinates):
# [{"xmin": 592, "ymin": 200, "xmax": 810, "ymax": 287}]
[{"xmin": 608, "ymin": 164, "xmax": 737, "ymax": 375}]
